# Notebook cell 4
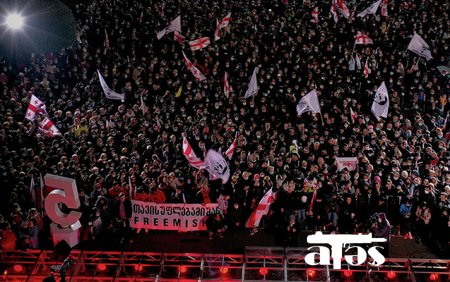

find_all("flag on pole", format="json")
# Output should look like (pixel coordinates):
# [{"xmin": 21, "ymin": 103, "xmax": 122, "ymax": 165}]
[
  {"xmin": 331, "ymin": 0, "xmax": 339, "ymax": 23},
  {"xmin": 336, "ymin": 0, "xmax": 351, "ymax": 18},
  {"xmin": 204, "ymin": 149, "xmax": 230, "ymax": 184},
  {"xmin": 380, "ymin": 0, "xmax": 388, "ymax": 16},
  {"xmin": 364, "ymin": 58, "xmax": 370, "ymax": 78},
  {"xmin": 104, "ymin": 30, "xmax": 110, "ymax": 49},
  {"xmin": 355, "ymin": 53, "xmax": 362, "ymax": 70},
  {"xmin": 97, "ymin": 70, "xmax": 125, "ymax": 102},
  {"xmin": 225, "ymin": 132, "xmax": 238, "ymax": 159},
  {"xmin": 214, "ymin": 12, "xmax": 232, "ymax": 41},
  {"xmin": 40, "ymin": 174, "xmax": 45, "ymax": 212},
  {"xmin": 128, "ymin": 176, "xmax": 133, "ymax": 199},
  {"xmin": 244, "ymin": 67, "xmax": 259, "ymax": 98},
  {"xmin": 38, "ymin": 117, "xmax": 61, "ymax": 137},
  {"xmin": 371, "ymin": 81, "xmax": 389, "ymax": 120},
  {"xmin": 182, "ymin": 51, "xmax": 206, "ymax": 81},
  {"xmin": 140, "ymin": 95, "xmax": 146, "ymax": 115},
  {"xmin": 156, "ymin": 16, "xmax": 181, "ymax": 40},
  {"xmin": 175, "ymin": 85, "xmax": 183, "ymax": 97},
  {"xmin": 25, "ymin": 95, "xmax": 47, "ymax": 121},
  {"xmin": 174, "ymin": 31, "xmax": 185, "ymax": 44},
  {"xmin": 407, "ymin": 33, "xmax": 433, "ymax": 61},
  {"xmin": 245, "ymin": 188, "xmax": 274, "ymax": 228},
  {"xmin": 311, "ymin": 7, "xmax": 319, "ymax": 23},
  {"xmin": 349, "ymin": 56, "xmax": 356, "ymax": 71},
  {"xmin": 223, "ymin": 72, "xmax": 232, "ymax": 98},
  {"xmin": 357, "ymin": 0, "xmax": 382, "ymax": 17},
  {"xmin": 188, "ymin": 37, "xmax": 211, "ymax": 51},
  {"xmin": 336, "ymin": 157, "xmax": 359, "ymax": 171},
  {"xmin": 30, "ymin": 176, "xmax": 36, "ymax": 206},
  {"xmin": 350, "ymin": 107, "xmax": 357, "ymax": 123},
  {"xmin": 182, "ymin": 137, "xmax": 204, "ymax": 169},
  {"xmin": 296, "ymin": 89, "xmax": 321, "ymax": 116},
  {"xmin": 355, "ymin": 31, "xmax": 373, "ymax": 45}
]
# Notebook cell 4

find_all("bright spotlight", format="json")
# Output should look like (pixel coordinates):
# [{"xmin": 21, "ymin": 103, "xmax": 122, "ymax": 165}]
[{"xmin": 6, "ymin": 13, "xmax": 24, "ymax": 30}]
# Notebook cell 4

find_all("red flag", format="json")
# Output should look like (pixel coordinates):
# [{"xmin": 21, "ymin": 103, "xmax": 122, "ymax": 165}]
[
  {"xmin": 25, "ymin": 95, "xmax": 47, "ymax": 121},
  {"xmin": 245, "ymin": 189, "xmax": 274, "ymax": 228},
  {"xmin": 364, "ymin": 58, "xmax": 370, "ymax": 78},
  {"xmin": 182, "ymin": 137, "xmax": 204, "ymax": 169},
  {"xmin": 225, "ymin": 132, "xmax": 238, "ymax": 159},
  {"xmin": 350, "ymin": 107, "xmax": 357, "ymax": 123},
  {"xmin": 311, "ymin": 7, "xmax": 319, "ymax": 23},
  {"xmin": 214, "ymin": 12, "xmax": 232, "ymax": 41},
  {"xmin": 188, "ymin": 37, "xmax": 211, "ymax": 51},
  {"xmin": 355, "ymin": 31, "xmax": 373, "ymax": 45},
  {"xmin": 182, "ymin": 51, "xmax": 206, "ymax": 81},
  {"xmin": 223, "ymin": 72, "xmax": 232, "ymax": 98}
]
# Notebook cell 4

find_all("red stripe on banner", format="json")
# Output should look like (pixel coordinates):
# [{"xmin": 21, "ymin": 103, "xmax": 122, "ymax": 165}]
[{"xmin": 42, "ymin": 120, "xmax": 53, "ymax": 130}]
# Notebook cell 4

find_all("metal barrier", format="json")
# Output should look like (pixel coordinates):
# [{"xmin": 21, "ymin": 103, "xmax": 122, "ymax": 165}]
[{"xmin": 1, "ymin": 248, "xmax": 449, "ymax": 281}]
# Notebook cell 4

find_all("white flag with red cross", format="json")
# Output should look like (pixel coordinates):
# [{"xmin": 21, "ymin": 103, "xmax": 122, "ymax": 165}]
[
  {"xmin": 182, "ymin": 51, "xmax": 206, "ymax": 81},
  {"xmin": 336, "ymin": 157, "xmax": 359, "ymax": 171},
  {"xmin": 189, "ymin": 37, "xmax": 211, "ymax": 51},
  {"xmin": 38, "ymin": 117, "xmax": 61, "ymax": 137},
  {"xmin": 245, "ymin": 188, "xmax": 274, "ymax": 228},
  {"xmin": 225, "ymin": 132, "xmax": 238, "ymax": 159},
  {"xmin": 355, "ymin": 31, "xmax": 373, "ymax": 45},
  {"xmin": 182, "ymin": 137, "xmax": 204, "ymax": 169},
  {"xmin": 25, "ymin": 95, "xmax": 47, "ymax": 121},
  {"xmin": 311, "ymin": 7, "xmax": 319, "ymax": 23},
  {"xmin": 350, "ymin": 107, "xmax": 357, "ymax": 123},
  {"xmin": 223, "ymin": 72, "xmax": 232, "ymax": 98},
  {"xmin": 380, "ymin": 0, "xmax": 388, "ymax": 16},
  {"xmin": 214, "ymin": 12, "xmax": 232, "ymax": 41}
]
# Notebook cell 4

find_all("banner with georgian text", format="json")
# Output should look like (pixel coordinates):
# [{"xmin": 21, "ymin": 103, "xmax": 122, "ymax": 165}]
[{"xmin": 130, "ymin": 200, "xmax": 220, "ymax": 231}]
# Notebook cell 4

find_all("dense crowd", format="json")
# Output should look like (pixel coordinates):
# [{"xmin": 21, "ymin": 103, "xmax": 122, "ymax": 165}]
[{"xmin": 0, "ymin": 0, "xmax": 449, "ymax": 257}]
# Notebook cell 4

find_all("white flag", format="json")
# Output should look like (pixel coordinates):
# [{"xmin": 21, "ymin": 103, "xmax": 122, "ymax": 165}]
[
  {"xmin": 97, "ymin": 70, "xmax": 125, "ymax": 102},
  {"xmin": 349, "ymin": 56, "xmax": 356, "ymax": 71},
  {"xmin": 371, "ymin": 81, "xmax": 389, "ymax": 120},
  {"xmin": 182, "ymin": 51, "xmax": 206, "ymax": 81},
  {"xmin": 157, "ymin": 16, "xmax": 181, "ymax": 40},
  {"xmin": 188, "ymin": 37, "xmax": 211, "ymax": 51},
  {"xmin": 215, "ymin": 13, "xmax": 232, "ymax": 41},
  {"xmin": 182, "ymin": 137, "xmax": 204, "ymax": 169},
  {"xmin": 357, "ymin": 0, "xmax": 382, "ymax": 17},
  {"xmin": 223, "ymin": 72, "xmax": 232, "ymax": 98},
  {"xmin": 407, "ymin": 33, "xmax": 433, "ymax": 61},
  {"xmin": 244, "ymin": 67, "xmax": 259, "ymax": 98},
  {"xmin": 204, "ymin": 150, "xmax": 230, "ymax": 184},
  {"xmin": 355, "ymin": 31, "xmax": 373, "ymax": 45},
  {"xmin": 39, "ymin": 117, "xmax": 61, "ymax": 137},
  {"xmin": 25, "ymin": 95, "xmax": 47, "ymax": 121},
  {"xmin": 225, "ymin": 132, "xmax": 238, "ymax": 159},
  {"xmin": 380, "ymin": 0, "xmax": 388, "ymax": 16},
  {"xmin": 336, "ymin": 157, "xmax": 358, "ymax": 171},
  {"xmin": 296, "ymin": 89, "xmax": 321, "ymax": 116}
]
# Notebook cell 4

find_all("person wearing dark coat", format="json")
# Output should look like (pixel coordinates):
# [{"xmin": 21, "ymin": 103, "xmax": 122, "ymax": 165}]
[{"xmin": 113, "ymin": 192, "xmax": 133, "ymax": 244}]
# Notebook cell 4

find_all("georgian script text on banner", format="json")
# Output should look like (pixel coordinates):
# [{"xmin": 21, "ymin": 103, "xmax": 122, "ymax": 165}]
[{"xmin": 131, "ymin": 201, "xmax": 220, "ymax": 231}]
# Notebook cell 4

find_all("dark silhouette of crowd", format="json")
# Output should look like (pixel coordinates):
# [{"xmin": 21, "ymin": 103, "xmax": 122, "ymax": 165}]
[{"xmin": 0, "ymin": 0, "xmax": 449, "ymax": 258}]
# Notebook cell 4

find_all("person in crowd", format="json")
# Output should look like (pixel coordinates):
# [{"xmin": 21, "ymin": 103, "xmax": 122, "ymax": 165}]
[
  {"xmin": 400, "ymin": 200, "xmax": 414, "ymax": 240},
  {"xmin": 113, "ymin": 193, "xmax": 133, "ymax": 244},
  {"xmin": 206, "ymin": 213, "xmax": 227, "ymax": 240}
]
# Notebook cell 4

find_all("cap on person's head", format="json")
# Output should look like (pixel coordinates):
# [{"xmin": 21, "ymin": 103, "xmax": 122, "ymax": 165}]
[{"xmin": 118, "ymin": 192, "xmax": 125, "ymax": 198}]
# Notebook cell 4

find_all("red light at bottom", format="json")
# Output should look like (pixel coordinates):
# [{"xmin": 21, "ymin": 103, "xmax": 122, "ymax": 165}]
[
  {"xmin": 259, "ymin": 267, "xmax": 269, "ymax": 275},
  {"xmin": 13, "ymin": 264, "xmax": 23, "ymax": 273},
  {"xmin": 220, "ymin": 266, "xmax": 229, "ymax": 274},
  {"xmin": 386, "ymin": 271, "xmax": 397, "ymax": 279},
  {"xmin": 179, "ymin": 265, "xmax": 188, "ymax": 274},
  {"xmin": 429, "ymin": 273, "xmax": 439, "ymax": 281},
  {"xmin": 343, "ymin": 269, "xmax": 353, "ymax": 277},
  {"xmin": 134, "ymin": 265, "xmax": 143, "ymax": 272},
  {"xmin": 307, "ymin": 268, "xmax": 317, "ymax": 279},
  {"xmin": 97, "ymin": 263, "xmax": 107, "ymax": 272}
]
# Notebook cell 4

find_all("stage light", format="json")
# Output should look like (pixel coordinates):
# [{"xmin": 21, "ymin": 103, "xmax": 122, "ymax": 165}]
[
  {"xmin": 5, "ymin": 13, "xmax": 24, "ymax": 30},
  {"xmin": 134, "ymin": 264, "xmax": 143, "ymax": 272},
  {"xmin": 13, "ymin": 264, "xmax": 23, "ymax": 273},
  {"xmin": 179, "ymin": 265, "xmax": 187, "ymax": 274},
  {"xmin": 97, "ymin": 263, "xmax": 107, "ymax": 272},
  {"xmin": 343, "ymin": 269, "xmax": 353, "ymax": 278},
  {"xmin": 219, "ymin": 266, "xmax": 229, "ymax": 274},
  {"xmin": 429, "ymin": 273, "xmax": 439, "ymax": 281},
  {"xmin": 307, "ymin": 268, "xmax": 317, "ymax": 279},
  {"xmin": 259, "ymin": 267, "xmax": 269, "ymax": 276},
  {"xmin": 386, "ymin": 271, "xmax": 397, "ymax": 279}
]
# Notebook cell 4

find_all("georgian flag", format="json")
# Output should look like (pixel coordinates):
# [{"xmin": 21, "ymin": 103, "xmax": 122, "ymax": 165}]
[
  {"xmin": 336, "ymin": 0, "xmax": 351, "ymax": 18},
  {"xmin": 244, "ymin": 67, "xmax": 259, "ymax": 98},
  {"xmin": 350, "ymin": 107, "xmax": 357, "ymax": 123},
  {"xmin": 407, "ymin": 33, "xmax": 433, "ymax": 61},
  {"xmin": 156, "ymin": 16, "xmax": 181, "ymax": 40},
  {"xmin": 189, "ymin": 37, "xmax": 211, "ymax": 51},
  {"xmin": 311, "ymin": 7, "xmax": 319, "ymax": 23},
  {"xmin": 182, "ymin": 51, "xmax": 206, "ymax": 81},
  {"xmin": 380, "ymin": 0, "xmax": 388, "ymax": 16},
  {"xmin": 296, "ymin": 89, "xmax": 321, "ymax": 116},
  {"xmin": 371, "ymin": 82, "xmax": 389, "ymax": 120},
  {"xmin": 225, "ymin": 132, "xmax": 238, "ymax": 159},
  {"xmin": 25, "ymin": 95, "xmax": 47, "ymax": 121},
  {"xmin": 214, "ymin": 12, "xmax": 232, "ymax": 41},
  {"xmin": 223, "ymin": 72, "xmax": 232, "ymax": 98},
  {"xmin": 355, "ymin": 31, "xmax": 373, "ymax": 45},
  {"xmin": 336, "ymin": 157, "xmax": 359, "ymax": 171},
  {"xmin": 245, "ymin": 188, "xmax": 274, "ymax": 228},
  {"xmin": 364, "ymin": 58, "xmax": 370, "ymax": 78},
  {"xmin": 39, "ymin": 117, "xmax": 61, "ymax": 137},
  {"xmin": 331, "ymin": 0, "xmax": 339, "ymax": 23},
  {"xmin": 174, "ymin": 31, "xmax": 185, "ymax": 44},
  {"xmin": 204, "ymin": 149, "xmax": 230, "ymax": 184},
  {"xmin": 182, "ymin": 137, "xmax": 204, "ymax": 169},
  {"xmin": 357, "ymin": 0, "xmax": 382, "ymax": 18},
  {"xmin": 97, "ymin": 70, "xmax": 125, "ymax": 102}
]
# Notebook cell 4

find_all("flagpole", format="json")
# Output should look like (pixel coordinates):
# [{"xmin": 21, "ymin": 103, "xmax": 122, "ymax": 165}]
[{"xmin": 319, "ymin": 113, "xmax": 324, "ymax": 126}]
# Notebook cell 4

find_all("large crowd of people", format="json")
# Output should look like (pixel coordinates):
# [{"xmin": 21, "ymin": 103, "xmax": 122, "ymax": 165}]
[{"xmin": 0, "ymin": 0, "xmax": 449, "ymax": 258}]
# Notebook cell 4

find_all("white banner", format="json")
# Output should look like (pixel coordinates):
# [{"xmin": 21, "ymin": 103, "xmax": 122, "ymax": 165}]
[
  {"xmin": 131, "ymin": 201, "xmax": 220, "ymax": 231},
  {"xmin": 336, "ymin": 157, "xmax": 359, "ymax": 171},
  {"xmin": 204, "ymin": 149, "xmax": 230, "ymax": 183}
]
